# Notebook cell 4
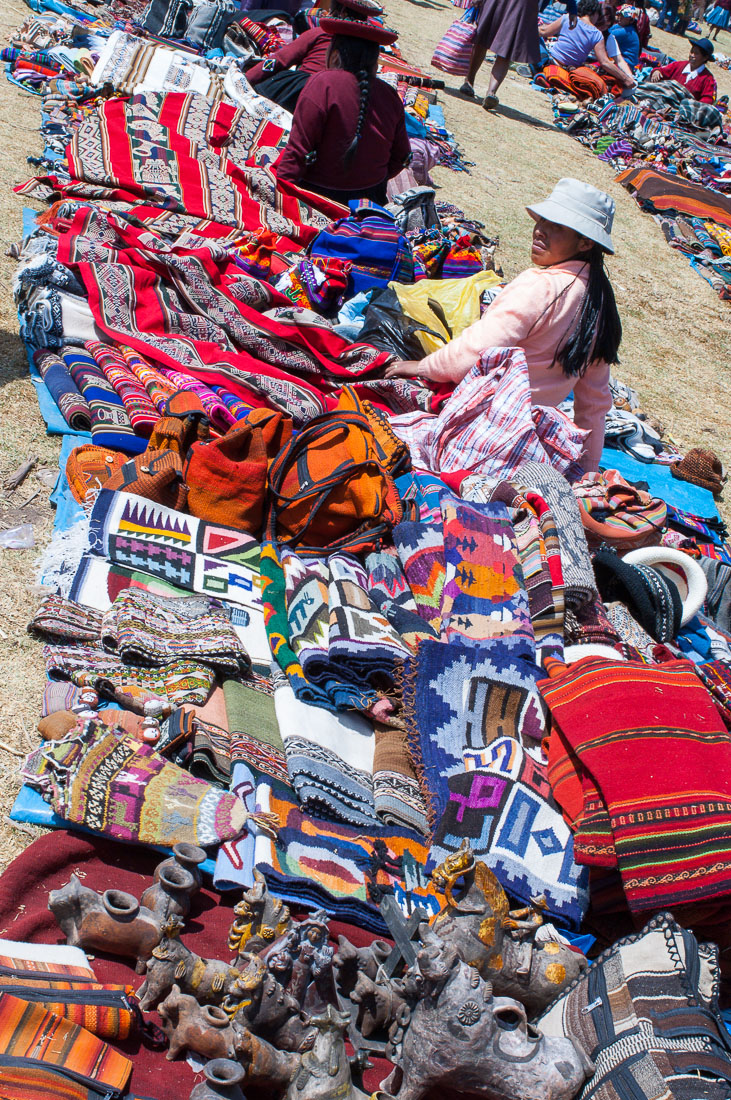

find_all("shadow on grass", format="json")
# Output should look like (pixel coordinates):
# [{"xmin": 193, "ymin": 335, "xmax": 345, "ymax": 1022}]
[
  {"xmin": 440, "ymin": 85, "xmax": 558, "ymax": 129},
  {"xmin": 0, "ymin": 328, "xmax": 30, "ymax": 386}
]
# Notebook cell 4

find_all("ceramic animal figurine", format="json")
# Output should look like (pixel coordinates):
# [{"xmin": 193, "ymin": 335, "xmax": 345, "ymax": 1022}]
[
  {"xmin": 234, "ymin": 1026, "xmax": 300, "ymax": 1092},
  {"xmin": 284, "ymin": 1006, "xmax": 369, "ymax": 1100},
  {"xmin": 430, "ymin": 841, "xmax": 586, "ymax": 1014},
  {"xmin": 349, "ymin": 971, "xmax": 409, "ymax": 1041},
  {"xmin": 141, "ymin": 860, "xmax": 197, "ymax": 923},
  {"xmin": 138, "ymin": 922, "xmax": 245, "ymax": 1011},
  {"xmin": 142, "ymin": 844, "xmax": 206, "ymax": 921},
  {"xmin": 224, "ymin": 952, "xmax": 311, "ymax": 1053},
  {"xmin": 48, "ymin": 874, "xmax": 163, "ymax": 974},
  {"xmin": 170, "ymin": 842, "xmax": 207, "ymax": 888},
  {"xmin": 333, "ymin": 937, "xmax": 393, "ymax": 996},
  {"xmin": 235, "ymin": 1005, "xmax": 369, "ymax": 1100},
  {"xmin": 190, "ymin": 1058, "xmax": 246, "ymax": 1100},
  {"xmin": 228, "ymin": 870, "xmax": 291, "ymax": 961},
  {"xmin": 380, "ymin": 937, "xmax": 593, "ymax": 1100},
  {"xmin": 159, "ymin": 984, "xmax": 237, "ymax": 1061}
]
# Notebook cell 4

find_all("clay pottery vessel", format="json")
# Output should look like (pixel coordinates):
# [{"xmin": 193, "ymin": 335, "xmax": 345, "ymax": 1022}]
[
  {"xmin": 49, "ymin": 875, "xmax": 162, "ymax": 973},
  {"xmin": 190, "ymin": 1058, "xmax": 246, "ymax": 1100},
  {"xmin": 141, "ymin": 861, "xmax": 197, "ymax": 920},
  {"xmin": 172, "ymin": 843, "xmax": 207, "ymax": 887}
]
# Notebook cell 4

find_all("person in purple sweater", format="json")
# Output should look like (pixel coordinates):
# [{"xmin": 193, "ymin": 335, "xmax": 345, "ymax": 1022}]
[
  {"xmin": 246, "ymin": 0, "xmax": 384, "ymax": 112},
  {"xmin": 276, "ymin": 16, "xmax": 411, "ymax": 205}
]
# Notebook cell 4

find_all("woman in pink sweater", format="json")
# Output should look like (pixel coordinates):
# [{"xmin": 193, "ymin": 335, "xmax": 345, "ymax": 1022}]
[{"xmin": 386, "ymin": 178, "xmax": 622, "ymax": 471}]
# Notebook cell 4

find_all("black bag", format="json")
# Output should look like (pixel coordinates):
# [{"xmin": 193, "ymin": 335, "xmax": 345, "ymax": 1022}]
[
  {"xmin": 142, "ymin": 0, "xmax": 193, "ymax": 37},
  {"xmin": 185, "ymin": 0, "xmax": 237, "ymax": 51},
  {"xmin": 358, "ymin": 287, "xmax": 445, "ymax": 361}
]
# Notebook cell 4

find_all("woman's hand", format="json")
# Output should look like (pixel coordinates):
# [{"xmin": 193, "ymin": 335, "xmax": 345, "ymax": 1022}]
[
  {"xmin": 650, "ymin": 68, "xmax": 663, "ymax": 82},
  {"xmin": 384, "ymin": 359, "xmax": 428, "ymax": 378}
]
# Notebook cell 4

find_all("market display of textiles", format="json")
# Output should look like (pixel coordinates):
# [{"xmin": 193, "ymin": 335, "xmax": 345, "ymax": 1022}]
[
  {"xmin": 529, "ymin": 12, "xmax": 731, "ymax": 299},
  {"xmin": 2, "ymin": 0, "xmax": 731, "ymax": 1097}
]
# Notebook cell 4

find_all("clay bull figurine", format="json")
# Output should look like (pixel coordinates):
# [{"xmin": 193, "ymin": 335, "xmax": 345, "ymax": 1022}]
[
  {"xmin": 381, "ymin": 937, "xmax": 593, "ymax": 1100},
  {"xmin": 48, "ymin": 874, "xmax": 164, "ymax": 974},
  {"xmin": 430, "ymin": 841, "xmax": 587, "ymax": 1015}
]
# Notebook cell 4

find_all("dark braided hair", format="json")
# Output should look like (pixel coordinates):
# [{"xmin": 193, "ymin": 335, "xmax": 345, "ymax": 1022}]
[
  {"xmin": 330, "ymin": 35, "xmax": 380, "ymax": 167},
  {"xmin": 555, "ymin": 244, "xmax": 622, "ymax": 377}
]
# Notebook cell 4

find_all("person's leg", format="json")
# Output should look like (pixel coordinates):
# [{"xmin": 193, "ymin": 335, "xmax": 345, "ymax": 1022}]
[
  {"xmin": 486, "ymin": 53, "xmax": 512, "ymax": 95},
  {"xmin": 464, "ymin": 33, "xmax": 489, "ymax": 87}
]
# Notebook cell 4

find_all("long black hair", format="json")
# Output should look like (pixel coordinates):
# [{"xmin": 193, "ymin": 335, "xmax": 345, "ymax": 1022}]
[
  {"xmin": 331, "ymin": 35, "xmax": 380, "ymax": 167},
  {"xmin": 555, "ymin": 244, "xmax": 622, "ymax": 377}
]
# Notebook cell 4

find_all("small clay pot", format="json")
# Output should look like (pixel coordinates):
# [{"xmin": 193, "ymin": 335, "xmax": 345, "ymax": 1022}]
[
  {"xmin": 190, "ymin": 1058, "xmax": 246, "ymax": 1100},
  {"xmin": 173, "ymin": 843, "xmax": 207, "ymax": 887},
  {"xmin": 103, "ymin": 889, "xmax": 140, "ymax": 921}
]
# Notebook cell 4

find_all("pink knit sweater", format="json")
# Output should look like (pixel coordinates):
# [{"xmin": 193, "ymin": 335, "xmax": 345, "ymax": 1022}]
[{"xmin": 420, "ymin": 260, "xmax": 612, "ymax": 470}]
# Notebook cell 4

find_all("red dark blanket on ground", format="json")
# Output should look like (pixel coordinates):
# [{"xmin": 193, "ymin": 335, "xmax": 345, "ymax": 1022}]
[
  {"xmin": 617, "ymin": 165, "xmax": 731, "ymax": 230},
  {"xmin": 17, "ymin": 91, "xmax": 346, "ymax": 249},
  {"xmin": 54, "ymin": 205, "xmax": 433, "ymax": 422},
  {"xmin": 541, "ymin": 656, "xmax": 731, "ymax": 912},
  {"xmin": 0, "ymin": 831, "xmax": 392, "ymax": 1100}
]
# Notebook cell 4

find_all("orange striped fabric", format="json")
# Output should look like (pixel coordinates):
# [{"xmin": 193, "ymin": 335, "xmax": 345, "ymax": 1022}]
[
  {"xmin": 618, "ymin": 166, "xmax": 731, "ymax": 231},
  {"xmin": 0, "ymin": 990, "xmax": 132, "ymax": 1093},
  {"xmin": 0, "ymin": 975, "xmax": 137, "ymax": 1040}
]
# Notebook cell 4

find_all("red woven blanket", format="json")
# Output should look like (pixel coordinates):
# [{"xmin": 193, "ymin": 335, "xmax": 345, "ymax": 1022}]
[{"xmin": 540, "ymin": 656, "xmax": 731, "ymax": 912}]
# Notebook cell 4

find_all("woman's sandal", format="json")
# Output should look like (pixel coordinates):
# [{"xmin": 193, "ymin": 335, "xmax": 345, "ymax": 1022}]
[
  {"xmin": 459, "ymin": 80, "xmax": 476, "ymax": 97},
  {"xmin": 482, "ymin": 93, "xmax": 499, "ymax": 111}
]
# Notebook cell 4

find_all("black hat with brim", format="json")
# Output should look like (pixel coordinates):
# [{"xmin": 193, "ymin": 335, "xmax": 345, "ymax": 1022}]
[{"xmin": 690, "ymin": 36, "xmax": 715, "ymax": 58}]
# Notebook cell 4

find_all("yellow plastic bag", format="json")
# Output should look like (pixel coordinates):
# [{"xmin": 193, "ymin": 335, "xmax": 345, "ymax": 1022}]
[{"xmin": 391, "ymin": 270, "xmax": 503, "ymax": 355}]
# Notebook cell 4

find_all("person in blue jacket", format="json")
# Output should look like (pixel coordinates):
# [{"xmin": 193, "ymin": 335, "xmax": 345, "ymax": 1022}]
[{"xmin": 608, "ymin": 5, "xmax": 641, "ymax": 69}]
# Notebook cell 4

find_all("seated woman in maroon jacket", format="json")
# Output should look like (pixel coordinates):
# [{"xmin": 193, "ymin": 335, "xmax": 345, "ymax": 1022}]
[
  {"xmin": 650, "ymin": 36, "xmax": 717, "ymax": 102},
  {"xmin": 276, "ymin": 17, "xmax": 411, "ymax": 205},
  {"xmin": 246, "ymin": 0, "xmax": 383, "ymax": 112}
]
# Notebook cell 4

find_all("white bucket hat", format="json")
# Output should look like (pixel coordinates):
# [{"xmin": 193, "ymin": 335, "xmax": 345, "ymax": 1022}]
[{"xmin": 527, "ymin": 178, "xmax": 615, "ymax": 254}]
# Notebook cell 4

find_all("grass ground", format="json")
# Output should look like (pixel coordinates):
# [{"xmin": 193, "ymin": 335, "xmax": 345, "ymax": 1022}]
[{"xmin": 0, "ymin": 0, "xmax": 728, "ymax": 870}]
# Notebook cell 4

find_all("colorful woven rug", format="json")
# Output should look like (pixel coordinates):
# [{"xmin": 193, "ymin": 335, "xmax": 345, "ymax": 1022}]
[
  {"xmin": 440, "ymin": 497, "xmax": 535, "ymax": 652},
  {"xmin": 430, "ymin": 736, "xmax": 589, "ymax": 925},
  {"xmin": 86, "ymin": 489, "xmax": 269, "ymax": 665},
  {"xmin": 403, "ymin": 637, "xmax": 546, "ymax": 828}
]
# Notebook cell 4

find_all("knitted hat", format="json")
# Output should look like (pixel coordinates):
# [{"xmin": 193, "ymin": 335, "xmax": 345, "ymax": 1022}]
[
  {"xmin": 670, "ymin": 448, "xmax": 726, "ymax": 499},
  {"xmin": 623, "ymin": 546, "xmax": 708, "ymax": 627},
  {"xmin": 698, "ymin": 557, "xmax": 731, "ymax": 634},
  {"xmin": 320, "ymin": 15, "xmax": 397, "ymax": 42},
  {"xmin": 593, "ymin": 547, "xmax": 683, "ymax": 643}
]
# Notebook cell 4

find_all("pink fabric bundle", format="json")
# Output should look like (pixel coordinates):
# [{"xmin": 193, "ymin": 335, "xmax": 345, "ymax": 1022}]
[{"xmin": 390, "ymin": 346, "xmax": 587, "ymax": 481}]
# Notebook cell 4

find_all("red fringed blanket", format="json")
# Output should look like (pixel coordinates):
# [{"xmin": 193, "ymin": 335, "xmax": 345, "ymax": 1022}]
[{"xmin": 540, "ymin": 656, "xmax": 731, "ymax": 913}]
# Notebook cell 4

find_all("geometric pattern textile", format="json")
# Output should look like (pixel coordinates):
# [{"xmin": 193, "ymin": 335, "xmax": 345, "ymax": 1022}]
[
  {"xmin": 537, "ymin": 912, "xmax": 731, "ymax": 1100},
  {"xmin": 430, "ymin": 735, "xmax": 589, "ymax": 925},
  {"xmin": 86, "ymin": 488, "xmax": 269, "ymax": 665}
]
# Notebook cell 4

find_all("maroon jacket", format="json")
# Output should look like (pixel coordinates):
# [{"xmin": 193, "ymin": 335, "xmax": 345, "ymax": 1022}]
[
  {"xmin": 247, "ymin": 29, "xmax": 330, "ymax": 85},
  {"xmin": 276, "ymin": 69, "xmax": 411, "ymax": 192},
  {"xmin": 656, "ymin": 59, "xmax": 717, "ymax": 103}
]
